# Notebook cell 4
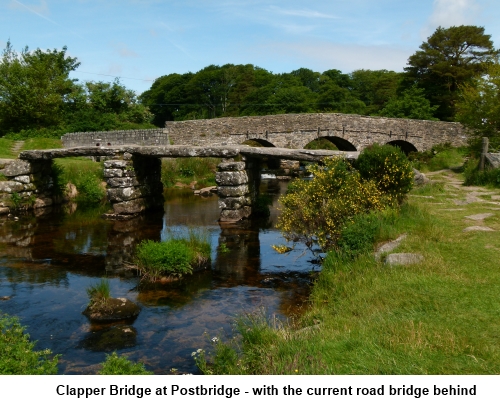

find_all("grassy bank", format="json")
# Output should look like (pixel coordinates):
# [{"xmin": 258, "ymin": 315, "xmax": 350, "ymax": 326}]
[
  {"xmin": 198, "ymin": 165, "xmax": 500, "ymax": 374},
  {"xmin": 161, "ymin": 157, "xmax": 220, "ymax": 189}
]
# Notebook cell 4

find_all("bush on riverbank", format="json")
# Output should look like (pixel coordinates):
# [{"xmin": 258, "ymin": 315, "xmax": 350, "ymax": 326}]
[
  {"xmin": 0, "ymin": 312, "xmax": 59, "ymax": 374},
  {"xmin": 134, "ymin": 231, "xmax": 211, "ymax": 281},
  {"xmin": 277, "ymin": 157, "xmax": 384, "ymax": 251},
  {"xmin": 354, "ymin": 144, "xmax": 414, "ymax": 205}
]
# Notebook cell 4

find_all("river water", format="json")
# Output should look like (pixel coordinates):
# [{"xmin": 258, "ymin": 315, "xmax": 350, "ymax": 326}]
[{"xmin": 0, "ymin": 180, "xmax": 318, "ymax": 374}]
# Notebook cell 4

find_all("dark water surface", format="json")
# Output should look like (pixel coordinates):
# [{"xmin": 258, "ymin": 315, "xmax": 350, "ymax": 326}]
[{"xmin": 0, "ymin": 180, "xmax": 318, "ymax": 374}]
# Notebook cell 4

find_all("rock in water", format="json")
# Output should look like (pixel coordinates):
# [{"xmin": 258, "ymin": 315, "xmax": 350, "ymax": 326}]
[{"xmin": 83, "ymin": 297, "xmax": 141, "ymax": 322}]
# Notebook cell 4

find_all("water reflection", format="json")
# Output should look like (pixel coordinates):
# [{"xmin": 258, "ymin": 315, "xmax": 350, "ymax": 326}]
[{"xmin": 0, "ymin": 180, "xmax": 318, "ymax": 374}]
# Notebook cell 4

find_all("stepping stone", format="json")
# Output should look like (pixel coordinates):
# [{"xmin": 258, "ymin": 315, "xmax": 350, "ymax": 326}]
[
  {"xmin": 463, "ymin": 226, "xmax": 495, "ymax": 232},
  {"xmin": 385, "ymin": 253, "xmax": 424, "ymax": 266},
  {"xmin": 375, "ymin": 234, "xmax": 407, "ymax": 259},
  {"xmin": 491, "ymin": 195, "xmax": 500, "ymax": 200},
  {"xmin": 439, "ymin": 208, "xmax": 465, "ymax": 211},
  {"xmin": 465, "ymin": 213, "xmax": 494, "ymax": 221}
]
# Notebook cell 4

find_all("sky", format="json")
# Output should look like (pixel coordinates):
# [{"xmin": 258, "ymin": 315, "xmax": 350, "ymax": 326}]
[{"xmin": 2, "ymin": 0, "xmax": 500, "ymax": 95}]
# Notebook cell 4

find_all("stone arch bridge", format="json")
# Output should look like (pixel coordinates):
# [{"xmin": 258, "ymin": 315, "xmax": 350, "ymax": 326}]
[{"xmin": 61, "ymin": 113, "xmax": 467, "ymax": 154}]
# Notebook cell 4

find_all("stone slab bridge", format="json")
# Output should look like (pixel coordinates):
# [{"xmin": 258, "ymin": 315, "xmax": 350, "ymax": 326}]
[{"xmin": 0, "ymin": 145, "xmax": 357, "ymax": 222}]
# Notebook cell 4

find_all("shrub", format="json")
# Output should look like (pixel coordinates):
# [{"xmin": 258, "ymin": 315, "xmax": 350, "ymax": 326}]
[
  {"xmin": 277, "ymin": 157, "xmax": 383, "ymax": 251},
  {"xmin": 354, "ymin": 144, "xmax": 414, "ymax": 205},
  {"xmin": 135, "ymin": 231, "xmax": 211, "ymax": 281},
  {"xmin": 99, "ymin": 352, "xmax": 153, "ymax": 375},
  {"xmin": 0, "ymin": 312, "xmax": 59, "ymax": 374}
]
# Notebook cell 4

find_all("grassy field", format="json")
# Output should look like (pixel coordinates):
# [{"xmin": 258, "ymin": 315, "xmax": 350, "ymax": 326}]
[{"xmin": 199, "ymin": 160, "xmax": 500, "ymax": 375}]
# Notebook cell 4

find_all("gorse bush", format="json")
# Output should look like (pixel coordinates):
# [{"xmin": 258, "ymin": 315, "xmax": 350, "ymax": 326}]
[
  {"xmin": 277, "ymin": 157, "xmax": 384, "ymax": 251},
  {"xmin": 354, "ymin": 144, "xmax": 414, "ymax": 205},
  {"xmin": 135, "ymin": 230, "xmax": 211, "ymax": 281},
  {"xmin": 99, "ymin": 352, "xmax": 153, "ymax": 375},
  {"xmin": 0, "ymin": 312, "xmax": 59, "ymax": 374}
]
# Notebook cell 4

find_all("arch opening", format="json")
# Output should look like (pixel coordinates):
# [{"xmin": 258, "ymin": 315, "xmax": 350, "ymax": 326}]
[
  {"xmin": 242, "ymin": 138, "xmax": 276, "ymax": 148},
  {"xmin": 304, "ymin": 138, "xmax": 338, "ymax": 151},
  {"xmin": 309, "ymin": 136, "xmax": 357, "ymax": 151},
  {"xmin": 386, "ymin": 140, "xmax": 418, "ymax": 155}
]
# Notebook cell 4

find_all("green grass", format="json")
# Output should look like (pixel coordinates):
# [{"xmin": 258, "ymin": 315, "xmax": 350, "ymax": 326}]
[
  {"xmin": 86, "ymin": 278, "xmax": 111, "ymax": 311},
  {"xmin": 135, "ymin": 230, "xmax": 211, "ymax": 281},
  {"xmin": 0, "ymin": 138, "xmax": 16, "ymax": 158},
  {"xmin": 409, "ymin": 144, "xmax": 469, "ymax": 172},
  {"xmin": 161, "ymin": 157, "xmax": 220, "ymax": 189},
  {"xmin": 0, "ymin": 312, "xmax": 59, "ymax": 374},
  {"xmin": 98, "ymin": 352, "xmax": 153, "ymax": 375},
  {"xmin": 53, "ymin": 158, "xmax": 106, "ymax": 205},
  {"xmin": 198, "ymin": 169, "xmax": 500, "ymax": 374},
  {"xmin": 21, "ymin": 138, "xmax": 62, "ymax": 151}
]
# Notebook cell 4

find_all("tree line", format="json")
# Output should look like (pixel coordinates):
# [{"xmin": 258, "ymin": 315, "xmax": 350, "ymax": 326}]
[{"xmin": 0, "ymin": 25, "xmax": 499, "ymax": 147}]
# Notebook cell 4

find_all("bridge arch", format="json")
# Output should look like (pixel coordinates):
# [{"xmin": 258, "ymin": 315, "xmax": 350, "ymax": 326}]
[
  {"xmin": 386, "ymin": 140, "xmax": 418, "ymax": 155},
  {"xmin": 242, "ymin": 138, "xmax": 276, "ymax": 148},
  {"xmin": 304, "ymin": 136, "xmax": 357, "ymax": 152}
]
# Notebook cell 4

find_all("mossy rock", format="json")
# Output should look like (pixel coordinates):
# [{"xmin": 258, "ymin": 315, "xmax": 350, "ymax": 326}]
[{"xmin": 83, "ymin": 297, "xmax": 141, "ymax": 322}]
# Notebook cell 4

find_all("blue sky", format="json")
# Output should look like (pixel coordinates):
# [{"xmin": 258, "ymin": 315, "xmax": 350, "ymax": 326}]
[{"xmin": 2, "ymin": 0, "xmax": 500, "ymax": 95}]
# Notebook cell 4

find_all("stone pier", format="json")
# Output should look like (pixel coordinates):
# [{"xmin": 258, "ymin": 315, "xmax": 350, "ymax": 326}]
[{"xmin": 104, "ymin": 154, "xmax": 164, "ymax": 216}]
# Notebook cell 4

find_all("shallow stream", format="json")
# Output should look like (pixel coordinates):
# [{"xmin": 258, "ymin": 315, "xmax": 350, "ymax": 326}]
[{"xmin": 0, "ymin": 180, "xmax": 318, "ymax": 374}]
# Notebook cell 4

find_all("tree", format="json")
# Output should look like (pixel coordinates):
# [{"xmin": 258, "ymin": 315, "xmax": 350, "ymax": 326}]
[
  {"xmin": 378, "ymin": 85, "xmax": 438, "ymax": 120},
  {"xmin": 0, "ymin": 41, "xmax": 80, "ymax": 134},
  {"xmin": 456, "ymin": 61, "xmax": 500, "ymax": 151},
  {"xmin": 404, "ymin": 25, "xmax": 499, "ymax": 121}
]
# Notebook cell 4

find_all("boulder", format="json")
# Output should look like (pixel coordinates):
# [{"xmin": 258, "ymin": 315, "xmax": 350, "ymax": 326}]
[
  {"xmin": 82, "ymin": 297, "xmax": 141, "ymax": 322},
  {"xmin": 413, "ymin": 168, "xmax": 429, "ymax": 186}
]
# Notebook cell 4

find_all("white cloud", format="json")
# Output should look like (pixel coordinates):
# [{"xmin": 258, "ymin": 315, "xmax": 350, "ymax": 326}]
[{"xmin": 421, "ymin": 0, "xmax": 481, "ymax": 39}]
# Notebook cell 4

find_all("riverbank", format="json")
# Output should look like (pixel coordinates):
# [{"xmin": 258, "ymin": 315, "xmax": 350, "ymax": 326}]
[{"xmin": 199, "ymin": 167, "xmax": 500, "ymax": 374}]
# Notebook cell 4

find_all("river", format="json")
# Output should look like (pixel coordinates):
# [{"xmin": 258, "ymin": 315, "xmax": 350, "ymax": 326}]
[{"xmin": 0, "ymin": 179, "xmax": 318, "ymax": 374}]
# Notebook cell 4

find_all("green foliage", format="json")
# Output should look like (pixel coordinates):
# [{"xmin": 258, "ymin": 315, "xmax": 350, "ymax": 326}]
[
  {"xmin": 403, "ymin": 25, "xmax": 499, "ymax": 121},
  {"xmin": 354, "ymin": 144, "xmax": 414, "ymax": 205},
  {"xmin": 0, "ymin": 312, "xmax": 59, "ymax": 374},
  {"xmin": 456, "ymin": 62, "xmax": 500, "ymax": 153},
  {"xmin": 86, "ymin": 278, "xmax": 111, "ymax": 311},
  {"xmin": 378, "ymin": 85, "xmax": 439, "ymax": 120},
  {"xmin": 99, "ymin": 352, "xmax": 153, "ymax": 375},
  {"xmin": 277, "ymin": 157, "xmax": 384, "ymax": 251},
  {"xmin": 0, "ymin": 41, "xmax": 80, "ymax": 134},
  {"xmin": 463, "ymin": 158, "xmax": 500, "ymax": 187},
  {"xmin": 135, "ymin": 231, "xmax": 211, "ymax": 281},
  {"xmin": 21, "ymin": 138, "xmax": 62, "ymax": 150}
]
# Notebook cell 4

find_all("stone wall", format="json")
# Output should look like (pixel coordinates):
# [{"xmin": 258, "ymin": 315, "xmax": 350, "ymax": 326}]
[
  {"xmin": 0, "ymin": 158, "xmax": 55, "ymax": 214},
  {"xmin": 61, "ymin": 129, "xmax": 168, "ymax": 148}
]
